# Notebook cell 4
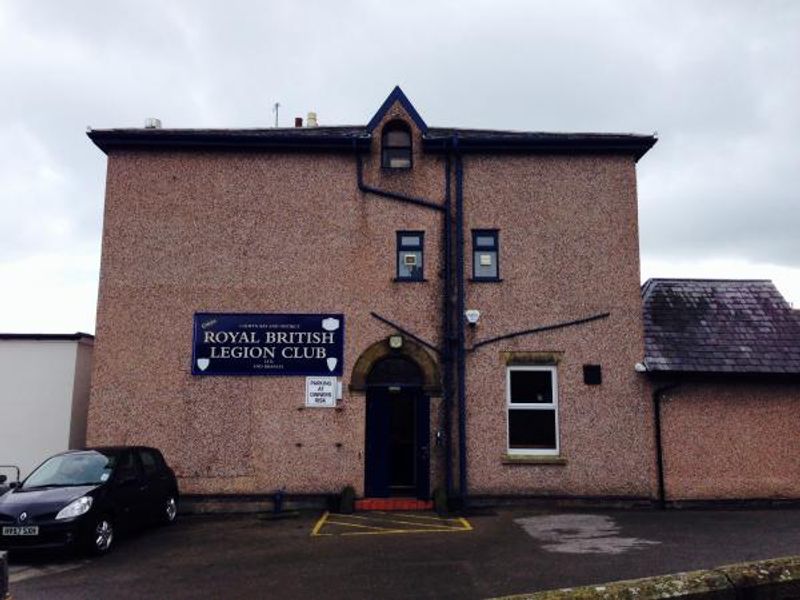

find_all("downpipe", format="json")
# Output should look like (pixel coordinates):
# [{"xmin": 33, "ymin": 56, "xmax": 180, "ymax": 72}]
[
  {"xmin": 443, "ymin": 154, "xmax": 453, "ymax": 499},
  {"xmin": 653, "ymin": 382, "xmax": 679, "ymax": 509},
  {"xmin": 454, "ymin": 144, "xmax": 468, "ymax": 506}
]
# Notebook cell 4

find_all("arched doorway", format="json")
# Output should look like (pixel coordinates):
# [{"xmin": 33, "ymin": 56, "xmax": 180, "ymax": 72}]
[{"xmin": 364, "ymin": 355, "xmax": 430, "ymax": 499}]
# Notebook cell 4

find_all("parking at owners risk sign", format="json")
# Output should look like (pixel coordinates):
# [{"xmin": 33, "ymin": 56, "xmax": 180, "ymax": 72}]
[{"xmin": 192, "ymin": 313, "xmax": 344, "ymax": 376}]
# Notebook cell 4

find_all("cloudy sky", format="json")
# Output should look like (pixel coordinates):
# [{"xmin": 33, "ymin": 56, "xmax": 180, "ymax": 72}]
[{"xmin": 1, "ymin": 0, "xmax": 798, "ymax": 333}]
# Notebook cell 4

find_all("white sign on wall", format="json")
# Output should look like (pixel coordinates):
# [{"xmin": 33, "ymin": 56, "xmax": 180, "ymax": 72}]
[{"xmin": 305, "ymin": 376, "xmax": 338, "ymax": 408}]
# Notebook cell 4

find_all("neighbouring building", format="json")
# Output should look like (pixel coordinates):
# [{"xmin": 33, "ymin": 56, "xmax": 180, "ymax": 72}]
[
  {"xmin": 84, "ymin": 86, "xmax": 798, "ymax": 508},
  {"xmin": 0, "ymin": 333, "xmax": 94, "ymax": 480},
  {"xmin": 642, "ymin": 278, "xmax": 800, "ymax": 504}
]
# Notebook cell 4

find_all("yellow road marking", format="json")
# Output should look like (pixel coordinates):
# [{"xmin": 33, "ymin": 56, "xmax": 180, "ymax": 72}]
[
  {"xmin": 310, "ymin": 511, "xmax": 330, "ymax": 536},
  {"xmin": 338, "ymin": 527, "xmax": 472, "ymax": 537},
  {"xmin": 372, "ymin": 511, "xmax": 467, "ymax": 524},
  {"xmin": 326, "ymin": 520, "xmax": 406, "ymax": 531},
  {"xmin": 311, "ymin": 510, "xmax": 473, "ymax": 537},
  {"xmin": 330, "ymin": 514, "xmax": 466, "ymax": 530}
]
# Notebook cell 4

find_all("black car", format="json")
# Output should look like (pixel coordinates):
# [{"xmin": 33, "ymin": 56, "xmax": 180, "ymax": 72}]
[{"xmin": 0, "ymin": 446, "xmax": 179, "ymax": 554}]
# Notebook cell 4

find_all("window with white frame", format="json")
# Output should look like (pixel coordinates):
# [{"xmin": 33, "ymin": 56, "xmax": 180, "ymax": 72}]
[{"xmin": 506, "ymin": 365, "xmax": 559, "ymax": 455}]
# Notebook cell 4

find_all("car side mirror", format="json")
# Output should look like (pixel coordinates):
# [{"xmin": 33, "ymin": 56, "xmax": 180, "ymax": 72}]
[
  {"xmin": 8, "ymin": 482, "xmax": 19, "ymax": 489},
  {"xmin": 0, "ymin": 475, "xmax": 6, "ymax": 484}
]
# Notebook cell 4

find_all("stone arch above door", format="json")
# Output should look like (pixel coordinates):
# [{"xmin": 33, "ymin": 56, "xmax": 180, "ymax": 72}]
[{"xmin": 350, "ymin": 337, "xmax": 441, "ymax": 395}]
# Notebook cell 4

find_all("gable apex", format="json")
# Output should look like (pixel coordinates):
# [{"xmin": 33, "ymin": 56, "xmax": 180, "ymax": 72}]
[{"xmin": 366, "ymin": 86, "xmax": 428, "ymax": 134}]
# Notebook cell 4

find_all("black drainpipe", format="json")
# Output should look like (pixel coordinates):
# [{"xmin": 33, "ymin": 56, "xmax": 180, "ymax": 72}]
[
  {"xmin": 443, "ymin": 155, "xmax": 453, "ymax": 498},
  {"xmin": 454, "ymin": 139, "xmax": 468, "ymax": 506},
  {"xmin": 653, "ymin": 382, "xmax": 679, "ymax": 510}
]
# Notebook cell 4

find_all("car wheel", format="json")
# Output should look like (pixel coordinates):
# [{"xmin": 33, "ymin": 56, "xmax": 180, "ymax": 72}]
[
  {"xmin": 87, "ymin": 516, "xmax": 114, "ymax": 555},
  {"xmin": 162, "ymin": 495, "xmax": 178, "ymax": 525}
]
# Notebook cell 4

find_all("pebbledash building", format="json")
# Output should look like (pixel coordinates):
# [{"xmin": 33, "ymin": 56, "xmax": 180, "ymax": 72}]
[{"xmin": 86, "ymin": 87, "xmax": 800, "ymax": 509}]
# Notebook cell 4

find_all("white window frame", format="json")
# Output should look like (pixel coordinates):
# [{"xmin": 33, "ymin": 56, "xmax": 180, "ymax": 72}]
[{"xmin": 506, "ymin": 365, "xmax": 560, "ymax": 456}]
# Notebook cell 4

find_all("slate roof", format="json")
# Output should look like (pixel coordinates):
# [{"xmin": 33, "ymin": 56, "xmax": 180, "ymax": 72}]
[{"xmin": 642, "ymin": 279, "xmax": 800, "ymax": 375}]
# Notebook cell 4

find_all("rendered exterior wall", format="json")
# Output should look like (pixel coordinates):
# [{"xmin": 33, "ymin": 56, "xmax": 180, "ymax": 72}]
[
  {"xmin": 660, "ymin": 381, "xmax": 800, "ymax": 500},
  {"xmin": 88, "ymin": 102, "xmax": 446, "ymax": 496},
  {"xmin": 69, "ymin": 340, "xmax": 94, "ymax": 449},
  {"xmin": 88, "ymin": 99, "xmax": 654, "ymax": 499},
  {"xmin": 0, "ymin": 339, "xmax": 93, "ymax": 478},
  {"xmin": 463, "ymin": 155, "xmax": 654, "ymax": 498}
]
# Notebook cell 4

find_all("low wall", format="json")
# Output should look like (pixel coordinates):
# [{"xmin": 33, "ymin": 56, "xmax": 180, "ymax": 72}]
[
  {"xmin": 493, "ymin": 556, "xmax": 800, "ymax": 600},
  {"xmin": 180, "ymin": 493, "xmax": 333, "ymax": 514}
]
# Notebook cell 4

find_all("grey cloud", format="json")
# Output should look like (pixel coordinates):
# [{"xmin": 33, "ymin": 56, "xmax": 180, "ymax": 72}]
[{"xmin": 0, "ymin": 0, "xmax": 798, "ymax": 331}]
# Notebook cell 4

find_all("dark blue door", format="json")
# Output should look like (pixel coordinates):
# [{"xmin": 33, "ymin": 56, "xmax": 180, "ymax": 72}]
[
  {"xmin": 365, "ymin": 389, "xmax": 391, "ymax": 497},
  {"xmin": 414, "ymin": 392, "xmax": 430, "ymax": 499},
  {"xmin": 365, "ymin": 387, "xmax": 430, "ymax": 499}
]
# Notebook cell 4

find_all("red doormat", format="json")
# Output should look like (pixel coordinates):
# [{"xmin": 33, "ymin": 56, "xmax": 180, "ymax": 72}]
[{"xmin": 355, "ymin": 498, "xmax": 434, "ymax": 511}]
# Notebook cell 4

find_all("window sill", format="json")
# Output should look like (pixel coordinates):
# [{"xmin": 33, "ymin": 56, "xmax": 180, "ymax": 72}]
[
  {"xmin": 393, "ymin": 278, "xmax": 428, "ymax": 283},
  {"xmin": 469, "ymin": 278, "xmax": 503, "ymax": 283},
  {"xmin": 501, "ymin": 454, "xmax": 567, "ymax": 466}
]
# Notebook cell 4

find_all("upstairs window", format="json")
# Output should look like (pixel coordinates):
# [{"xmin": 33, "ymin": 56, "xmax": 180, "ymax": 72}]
[
  {"xmin": 396, "ymin": 231, "xmax": 424, "ymax": 281},
  {"xmin": 382, "ymin": 121, "xmax": 412, "ymax": 169},
  {"xmin": 472, "ymin": 230, "xmax": 499, "ymax": 280}
]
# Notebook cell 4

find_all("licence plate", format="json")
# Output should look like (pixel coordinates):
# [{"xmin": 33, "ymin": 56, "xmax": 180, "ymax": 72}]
[{"xmin": 2, "ymin": 526, "xmax": 39, "ymax": 536}]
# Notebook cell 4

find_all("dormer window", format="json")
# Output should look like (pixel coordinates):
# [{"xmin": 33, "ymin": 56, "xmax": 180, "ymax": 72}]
[{"xmin": 381, "ymin": 121, "xmax": 412, "ymax": 169}]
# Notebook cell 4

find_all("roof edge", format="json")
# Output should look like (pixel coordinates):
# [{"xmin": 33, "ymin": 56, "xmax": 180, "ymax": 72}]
[
  {"xmin": 87, "ymin": 129, "xmax": 371, "ymax": 155},
  {"xmin": 0, "ymin": 332, "xmax": 94, "ymax": 341},
  {"xmin": 423, "ymin": 133, "xmax": 657, "ymax": 161},
  {"xmin": 641, "ymin": 277, "xmax": 777, "ymax": 299},
  {"xmin": 643, "ymin": 277, "xmax": 774, "ymax": 284},
  {"xmin": 645, "ymin": 367, "xmax": 800, "ymax": 379},
  {"xmin": 86, "ymin": 126, "xmax": 657, "ymax": 160}
]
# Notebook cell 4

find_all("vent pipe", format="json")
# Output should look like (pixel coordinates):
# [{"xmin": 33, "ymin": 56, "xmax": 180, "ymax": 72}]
[
  {"xmin": 294, "ymin": 117, "xmax": 303, "ymax": 128},
  {"xmin": 306, "ymin": 112, "xmax": 318, "ymax": 127}
]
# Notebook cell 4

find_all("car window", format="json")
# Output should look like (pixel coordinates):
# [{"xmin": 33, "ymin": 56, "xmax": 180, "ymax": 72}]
[
  {"xmin": 23, "ymin": 451, "xmax": 116, "ymax": 489},
  {"xmin": 114, "ymin": 451, "xmax": 141, "ymax": 483},
  {"xmin": 139, "ymin": 450, "xmax": 161, "ymax": 477}
]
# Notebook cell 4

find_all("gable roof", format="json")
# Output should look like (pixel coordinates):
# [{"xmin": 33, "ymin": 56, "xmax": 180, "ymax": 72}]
[
  {"xmin": 642, "ymin": 278, "xmax": 800, "ymax": 375},
  {"xmin": 366, "ymin": 86, "xmax": 428, "ymax": 134}
]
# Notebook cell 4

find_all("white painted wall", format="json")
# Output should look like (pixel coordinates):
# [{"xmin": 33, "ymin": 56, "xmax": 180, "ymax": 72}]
[{"xmin": 0, "ymin": 338, "xmax": 93, "ymax": 480}]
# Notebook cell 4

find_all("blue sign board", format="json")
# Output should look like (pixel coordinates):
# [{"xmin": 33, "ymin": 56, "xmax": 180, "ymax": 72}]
[{"xmin": 192, "ymin": 313, "xmax": 344, "ymax": 377}]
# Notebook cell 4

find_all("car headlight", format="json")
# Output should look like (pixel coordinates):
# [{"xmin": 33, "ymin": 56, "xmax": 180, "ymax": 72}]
[{"xmin": 55, "ymin": 496, "xmax": 93, "ymax": 520}]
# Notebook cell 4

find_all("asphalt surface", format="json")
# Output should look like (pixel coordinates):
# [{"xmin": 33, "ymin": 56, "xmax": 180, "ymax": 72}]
[{"xmin": 8, "ymin": 507, "xmax": 800, "ymax": 599}]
